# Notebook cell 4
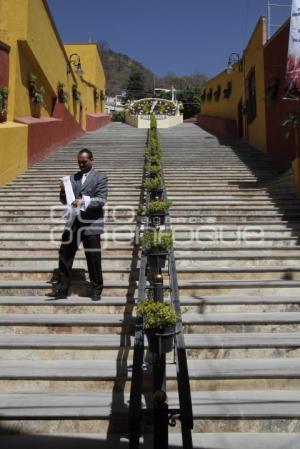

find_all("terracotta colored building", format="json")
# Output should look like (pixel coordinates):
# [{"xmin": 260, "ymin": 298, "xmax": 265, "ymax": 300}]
[{"xmin": 264, "ymin": 20, "xmax": 296, "ymax": 167}]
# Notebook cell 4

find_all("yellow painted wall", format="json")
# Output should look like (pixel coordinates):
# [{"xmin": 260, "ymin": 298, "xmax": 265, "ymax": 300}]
[
  {"xmin": 0, "ymin": 122, "xmax": 28, "ymax": 185},
  {"xmin": 0, "ymin": 0, "xmax": 28, "ymax": 121},
  {"xmin": 0, "ymin": 1, "xmax": 108, "ymax": 186},
  {"xmin": 0, "ymin": 0, "xmax": 76, "ymax": 120},
  {"xmin": 0, "ymin": 2, "xmax": 107, "ymax": 129},
  {"xmin": 200, "ymin": 17, "xmax": 267, "ymax": 153},
  {"xmin": 64, "ymin": 43, "xmax": 106, "ymax": 127},
  {"xmin": 200, "ymin": 68, "xmax": 243, "ymax": 122},
  {"xmin": 244, "ymin": 17, "xmax": 267, "ymax": 152}
]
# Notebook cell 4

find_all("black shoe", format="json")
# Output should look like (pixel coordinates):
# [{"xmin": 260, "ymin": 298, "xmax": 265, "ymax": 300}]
[
  {"xmin": 91, "ymin": 292, "xmax": 101, "ymax": 301},
  {"xmin": 51, "ymin": 290, "xmax": 68, "ymax": 300}
]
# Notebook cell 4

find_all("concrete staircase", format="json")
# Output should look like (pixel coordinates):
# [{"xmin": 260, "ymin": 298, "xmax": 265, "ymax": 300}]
[
  {"xmin": 158, "ymin": 123, "xmax": 300, "ymax": 447},
  {"xmin": 1, "ymin": 121, "xmax": 300, "ymax": 448},
  {"xmin": 0, "ymin": 123, "xmax": 147, "ymax": 442}
]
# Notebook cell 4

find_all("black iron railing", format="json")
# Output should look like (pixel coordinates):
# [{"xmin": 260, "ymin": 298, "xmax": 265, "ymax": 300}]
[{"xmin": 129, "ymin": 121, "xmax": 193, "ymax": 448}]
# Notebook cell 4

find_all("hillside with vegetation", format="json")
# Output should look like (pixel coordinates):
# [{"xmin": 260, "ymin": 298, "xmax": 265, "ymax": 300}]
[{"xmin": 100, "ymin": 42, "xmax": 207, "ymax": 97}]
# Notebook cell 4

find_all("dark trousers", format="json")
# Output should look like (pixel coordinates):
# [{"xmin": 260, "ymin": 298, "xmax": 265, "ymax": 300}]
[{"xmin": 58, "ymin": 218, "xmax": 103, "ymax": 294}]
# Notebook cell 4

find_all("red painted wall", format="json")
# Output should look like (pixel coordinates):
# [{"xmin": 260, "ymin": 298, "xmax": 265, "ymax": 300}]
[
  {"xmin": 86, "ymin": 112, "xmax": 111, "ymax": 131},
  {"xmin": 0, "ymin": 42, "xmax": 10, "ymax": 86},
  {"xmin": 264, "ymin": 20, "xmax": 298, "ymax": 168},
  {"xmin": 15, "ymin": 103, "xmax": 84, "ymax": 166},
  {"xmin": 196, "ymin": 113, "xmax": 238, "ymax": 139}
]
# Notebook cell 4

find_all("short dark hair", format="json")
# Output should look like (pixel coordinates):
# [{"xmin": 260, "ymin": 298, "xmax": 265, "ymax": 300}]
[{"xmin": 78, "ymin": 148, "xmax": 93, "ymax": 159}]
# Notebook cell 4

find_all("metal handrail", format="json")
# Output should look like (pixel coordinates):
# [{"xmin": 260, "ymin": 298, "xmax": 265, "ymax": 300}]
[
  {"xmin": 128, "ymin": 141, "xmax": 148, "ymax": 448},
  {"xmin": 128, "ymin": 253, "xmax": 147, "ymax": 448},
  {"xmin": 129, "ymin": 125, "xmax": 193, "ymax": 449},
  {"xmin": 162, "ymin": 146, "xmax": 194, "ymax": 447}
]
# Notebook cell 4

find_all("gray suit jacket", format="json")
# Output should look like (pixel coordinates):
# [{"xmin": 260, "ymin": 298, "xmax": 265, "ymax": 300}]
[{"xmin": 60, "ymin": 168, "xmax": 108, "ymax": 235}]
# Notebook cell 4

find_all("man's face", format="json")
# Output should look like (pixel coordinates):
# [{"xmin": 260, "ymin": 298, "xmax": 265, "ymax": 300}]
[{"xmin": 77, "ymin": 152, "xmax": 93, "ymax": 173}]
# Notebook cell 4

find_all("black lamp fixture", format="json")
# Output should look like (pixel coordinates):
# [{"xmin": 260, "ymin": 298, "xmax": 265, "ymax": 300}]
[
  {"xmin": 67, "ymin": 53, "xmax": 84, "ymax": 76},
  {"xmin": 226, "ymin": 52, "xmax": 243, "ymax": 74}
]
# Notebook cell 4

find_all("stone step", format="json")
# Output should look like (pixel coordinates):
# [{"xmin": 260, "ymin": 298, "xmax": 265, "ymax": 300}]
[
  {"xmin": 175, "ymin": 253, "xmax": 300, "ymax": 267},
  {"xmin": 171, "ymin": 229, "xmax": 298, "ymax": 239},
  {"xmin": 0, "ymin": 232, "xmax": 137, "ymax": 241},
  {"xmin": 170, "ymin": 215, "xmax": 300, "ymax": 223},
  {"xmin": 0, "ymin": 240, "xmax": 136, "ymax": 249},
  {"xmin": 1, "ymin": 236, "xmax": 299, "ymax": 247},
  {"xmin": 0, "ymin": 312, "xmax": 135, "ymax": 335},
  {"xmin": 0, "ymin": 280, "xmax": 137, "ymax": 297},
  {"xmin": 182, "ymin": 311, "xmax": 300, "ymax": 333},
  {"xmin": 174, "ymin": 247, "xmax": 300, "ymax": 255},
  {"xmin": 0, "ymin": 294, "xmax": 299, "ymax": 314},
  {"xmin": 173, "ymin": 266, "xmax": 300, "ymax": 281},
  {"xmin": 1, "ymin": 358, "xmax": 300, "ymax": 395},
  {"xmin": 0, "ymin": 357, "xmax": 300, "ymax": 381},
  {"xmin": 0, "ymin": 247, "xmax": 135, "ymax": 256},
  {"xmin": 3, "ymin": 266, "xmax": 300, "ymax": 282},
  {"xmin": 3, "ymin": 246, "xmax": 300, "ymax": 258},
  {"xmin": 0, "ymin": 268, "xmax": 139, "ymax": 281},
  {"xmin": 174, "ymin": 239, "xmax": 300, "ymax": 247},
  {"xmin": 0, "ymin": 188, "xmax": 141, "ymax": 194},
  {"xmin": 2, "ymin": 310, "xmax": 300, "ymax": 333},
  {"xmin": 169, "ymin": 206, "xmax": 300, "ymax": 212},
  {"xmin": 1, "ymin": 433, "xmax": 297, "ymax": 449},
  {"xmin": 0, "ymin": 256, "xmax": 135, "ymax": 269},
  {"xmin": 0, "ymin": 201, "xmax": 139, "ymax": 208},
  {"xmin": 1, "ymin": 230, "xmax": 298, "ymax": 240},
  {"xmin": 0, "ymin": 218, "xmax": 138, "ymax": 225},
  {"xmin": 177, "ymin": 279, "xmax": 300, "ymax": 295},
  {"xmin": 1, "ymin": 184, "xmax": 285, "ymax": 192},
  {"xmin": 1, "ymin": 332, "xmax": 300, "ymax": 362},
  {"xmin": 0, "ymin": 390, "xmax": 300, "ymax": 435},
  {"xmin": 1, "ymin": 222, "xmax": 299, "ymax": 231},
  {"xmin": 0, "ymin": 209, "xmax": 139, "ymax": 217},
  {"xmin": 168, "ymin": 198, "xmax": 300, "ymax": 206},
  {"xmin": 172, "ymin": 223, "xmax": 300, "ymax": 230},
  {"xmin": 11, "ymin": 177, "xmax": 143, "ymax": 183}
]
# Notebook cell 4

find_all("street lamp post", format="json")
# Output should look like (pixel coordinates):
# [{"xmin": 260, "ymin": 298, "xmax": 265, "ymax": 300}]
[
  {"xmin": 226, "ymin": 52, "xmax": 243, "ymax": 74},
  {"xmin": 67, "ymin": 53, "xmax": 84, "ymax": 76}
]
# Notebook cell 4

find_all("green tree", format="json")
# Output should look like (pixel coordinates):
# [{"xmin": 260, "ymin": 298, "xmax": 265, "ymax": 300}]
[
  {"xmin": 177, "ymin": 87, "xmax": 202, "ymax": 119},
  {"xmin": 127, "ymin": 69, "xmax": 145, "ymax": 100}
]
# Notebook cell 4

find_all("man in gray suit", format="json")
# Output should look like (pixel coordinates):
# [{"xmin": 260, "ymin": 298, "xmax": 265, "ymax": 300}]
[{"xmin": 52, "ymin": 148, "xmax": 108, "ymax": 301}]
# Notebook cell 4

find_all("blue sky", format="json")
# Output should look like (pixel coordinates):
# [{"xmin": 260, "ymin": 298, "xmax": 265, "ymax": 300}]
[{"xmin": 47, "ymin": 0, "xmax": 292, "ymax": 78}]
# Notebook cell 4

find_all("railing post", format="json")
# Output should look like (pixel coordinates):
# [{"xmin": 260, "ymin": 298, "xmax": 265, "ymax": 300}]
[
  {"xmin": 153, "ymin": 390, "xmax": 169, "ymax": 449},
  {"xmin": 154, "ymin": 273, "xmax": 164, "ymax": 302}
]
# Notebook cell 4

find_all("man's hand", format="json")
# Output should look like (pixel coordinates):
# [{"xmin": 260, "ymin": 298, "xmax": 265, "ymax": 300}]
[
  {"xmin": 59, "ymin": 180, "xmax": 65, "ymax": 191},
  {"xmin": 72, "ymin": 198, "xmax": 82, "ymax": 208}
]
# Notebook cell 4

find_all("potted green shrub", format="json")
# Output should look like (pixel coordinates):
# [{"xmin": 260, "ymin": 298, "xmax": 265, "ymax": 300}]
[
  {"xmin": 149, "ymin": 133, "xmax": 159, "ymax": 153},
  {"xmin": 93, "ymin": 87, "xmax": 100, "ymax": 102},
  {"xmin": 223, "ymin": 81, "xmax": 232, "ymax": 99},
  {"xmin": 150, "ymin": 115, "xmax": 157, "ymax": 129},
  {"xmin": 147, "ymin": 153, "xmax": 161, "ymax": 165},
  {"xmin": 141, "ymin": 229, "xmax": 173, "ymax": 268},
  {"xmin": 57, "ymin": 82, "xmax": 69, "ymax": 103},
  {"xmin": 72, "ymin": 84, "xmax": 81, "ymax": 102},
  {"xmin": 148, "ymin": 163, "xmax": 161, "ymax": 179},
  {"xmin": 144, "ymin": 176, "xmax": 163, "ymax": 200},
  {"xmin": 137, "ymin": 299, "xmax": 177, "ymax": 354},
  {"xmin": 0, "ymin": 86, "xmax": 9, "ymax": 123},
  {"xmin": 28, "ymin": 74, "xmax": 45, "ymax": 105},
  {"xmin": 213, "ymin": 85, "xmax": 221, "ymax": 101},
  {"xmin": 28, "ymin": 74, "xmax": 45, "ymax": 117},
  {"xmin": 145, "ymin": 199, "xmax": 172, "ymax": 226},
  {"xmin": 207, "ymin": 88, "xmax": 213, "ymax": 101}
]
